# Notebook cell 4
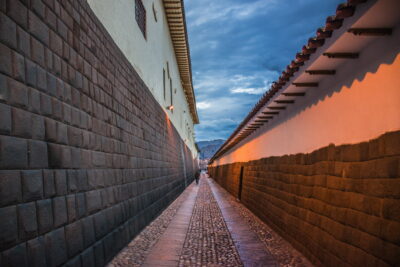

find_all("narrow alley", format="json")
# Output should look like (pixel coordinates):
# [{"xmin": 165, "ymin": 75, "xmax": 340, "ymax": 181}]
[{"xmin": 109, "ymin": 174, "xmax": 312, "ymax": 267}]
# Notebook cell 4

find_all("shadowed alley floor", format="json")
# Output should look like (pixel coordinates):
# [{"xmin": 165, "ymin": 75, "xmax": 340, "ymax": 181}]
[{"xmin": 108, "ymin": 174, "xmax": 312, "ymax": 267}]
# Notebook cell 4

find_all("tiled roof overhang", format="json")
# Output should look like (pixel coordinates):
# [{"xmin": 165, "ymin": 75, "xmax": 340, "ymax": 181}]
[
  {"xmin": 163, "ymin": 0, "xmax": 199, "ymax": 124},
  {"xmin": 210, "ymin": 0, "xmax": 399, "ymax": 164}
]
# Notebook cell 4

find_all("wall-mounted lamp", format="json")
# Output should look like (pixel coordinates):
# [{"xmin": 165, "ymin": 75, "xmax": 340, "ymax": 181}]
[{"xmin": 166, "ymin": 105, "xmax": 174, "ymax": 111}]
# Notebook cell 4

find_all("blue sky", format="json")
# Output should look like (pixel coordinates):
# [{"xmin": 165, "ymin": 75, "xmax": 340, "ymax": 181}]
[{"xmin": 185, "ymin": 0, "xmax": 343, "ymax": 141}]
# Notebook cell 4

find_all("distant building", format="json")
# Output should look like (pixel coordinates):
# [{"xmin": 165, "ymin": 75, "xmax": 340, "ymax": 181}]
[
  {"xmin": 209, "ymin": 0, "xmax": 400, "ymax": 266},
  {"xmin": 88, "ymin": 0, "xmax": 199, "ymax": 157}
]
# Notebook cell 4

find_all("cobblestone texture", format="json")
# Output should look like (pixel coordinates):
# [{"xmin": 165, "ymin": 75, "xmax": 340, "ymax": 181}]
[
  {"xmin": 0, "ymin": 0, "xmax": 198, "ymax": 265},
  {"xmin": 207, "ymin": 178, "xmax": 312, "ymax": 267},
  {"xmin": 108, "ymin": 183, "xmax": 195, "ymax": 267},
  {"xmin": 178, "ymin": 179, "xmax": 242, "ymax": 267}
]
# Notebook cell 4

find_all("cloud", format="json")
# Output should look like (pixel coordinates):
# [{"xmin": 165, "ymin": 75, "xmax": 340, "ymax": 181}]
[
  {"xmin": 186, "ymin": 0, "xmax": 344, "ymax": 141},
  {"xmin": 197, "ymin": 101, "xmax": 211, "ymax": 110},
  {"xmin": 231, "ymin": 87, "xmax": 266, "ymax": 95}
]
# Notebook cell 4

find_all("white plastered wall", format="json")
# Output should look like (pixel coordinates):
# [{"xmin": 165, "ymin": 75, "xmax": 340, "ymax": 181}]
[{"xmin": 87, "ymin": 0, "xmax": 197, "ymax": 158}]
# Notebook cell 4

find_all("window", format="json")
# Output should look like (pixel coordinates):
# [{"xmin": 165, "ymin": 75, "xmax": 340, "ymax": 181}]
[
  {"xmin": 152, "ymin": 3, "xmax": 157, "ymax": 22},
  {"xmin": 135, "ymin": 0, "xmax": 146, "ymax": 38},
  {"xmin": 163, "ymin": 69, "xmax": 166, "ymax": 100},
  {"xmin": 170, "ymin": 78, "xmax": 173, "ymax": 112}
]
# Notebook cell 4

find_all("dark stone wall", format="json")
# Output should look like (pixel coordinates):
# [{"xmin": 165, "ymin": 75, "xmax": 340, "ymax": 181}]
[
  {"xmin": 0, "ymin": 0, "xmax": 197, "ymax": 266},
  {"xmin": 209, "ymin": 131, "xmax": 400, "ymax": 267}
]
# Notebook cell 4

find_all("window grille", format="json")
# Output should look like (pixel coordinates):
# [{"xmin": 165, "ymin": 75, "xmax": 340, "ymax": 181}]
[{"xmin": 135, "ymin": 0, "xmax": 146, "ymax": 38}]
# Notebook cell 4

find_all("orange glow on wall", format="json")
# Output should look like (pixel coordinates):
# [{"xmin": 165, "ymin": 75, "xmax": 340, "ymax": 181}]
[{"xmin": 213, "ymin": 53, "xmax": 400, "ymax": 166}]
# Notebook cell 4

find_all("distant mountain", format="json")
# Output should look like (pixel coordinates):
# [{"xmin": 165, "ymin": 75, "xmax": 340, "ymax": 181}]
[{"xmin": 197, "ymin": 139, "xmax": 225, "ymax": 159}]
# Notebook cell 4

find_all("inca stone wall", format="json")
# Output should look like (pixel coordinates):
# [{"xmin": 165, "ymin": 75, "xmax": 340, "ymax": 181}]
[
  {"xmin": 209, "ymin": 131, "xmax": 400, "ymax": 267},
  {"xmin": 0, "ymin": 0, "xmax": 197, "ymax": 266}
]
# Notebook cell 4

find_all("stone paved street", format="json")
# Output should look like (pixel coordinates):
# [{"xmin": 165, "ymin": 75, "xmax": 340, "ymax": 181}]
[{"xmin": 109, "ymin": 174, "xmax": 313, "ymax": 267}]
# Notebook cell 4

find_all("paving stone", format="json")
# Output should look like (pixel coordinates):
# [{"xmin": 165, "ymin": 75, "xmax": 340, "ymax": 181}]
[
  {"xmin": 27, "ymin": 236, "xmax": 47, "ymax": 267},
  {"xmin": 52, "ymin": 196, "xmax": 67, "ymax": 227},
  {"xmin": 0, "ymin": 205, "xmax": 18, "ymax": 250},
  {"xmin": 18, "ymin": 202, "xmax": 38, "ymax": 240},
  {"xmin": 0, "ymin": 170, "xmax": 21, "ymax": 207},
  {"xmin": 37, "ymin": 199, "xmax": 53, "ymax": 234},
  {"xmin": 21, "ymin": 170, "xmax": 43, "ymax": 201},
  {"xmin": 44, "ymin": 228, "xmax": 68, "ymax": 267}
]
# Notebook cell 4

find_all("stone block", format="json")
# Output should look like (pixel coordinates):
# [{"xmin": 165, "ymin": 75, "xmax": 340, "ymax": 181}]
[
  {"xmin": 25, "ymin": 59, "xmax": 37, "ymax": 87},
  {"xmin": 0, "ymin": 103, "xmax": 11, "ymax": 134},
  {"xmin": 0, "ymin": 12, "xmax": 17, "ymax": 48},
  {"xmin": 93, "ymin": 241, "xmax": 105, "ymax": 267},
  {"xmin": 44, "ymin": 228, "xmax": 67, "ymax": 267},
  {"xmin": 2, "ymin": 243, "xmax": 28, "ymax": 267},
  {"xmin": 18, "ymin": 27, "xmax": 31, "ymax": 57},
  {"xmin": 382, "ymin": 131, "xmax": 400, "ymax": 156},
  {"xmin": 76, "ymin": 192, "xmax": 86, "ymax": 219},
  {"xmin": 81, "ymin": 247, "xmax": 95, "ymax": 267},
  {"xmin": 66, "ymin": 194, "xmax": 76, "ymax": 223},
  {"xmin": 12, "ymin": 107, "xmax": 31, "ymax": 138},
  {"xmin": 52, "ymin": 98, "xmax": 62, "ymax": 120},
  {"xmin": 29, "ymin": 140, "xmax": 48, "ymax": 168},
  {"xmin": 43, "ymin": 170, "xmax": 55, "ymax": 197},
  {"xmin": 77, "ymin": 170, "xmax": 88, "ymax": 192},
  {"xmin": 52, "ymin": 196, "xmax": 67, "ymax": 227},
  {"xmin": 31, "ymin": 114, "xmax": 45, "ymax": 140},
  {"xmin": 54, "ymin": 169, "xmax": 67, "ymax": 195},
  {"xmin": 382, "ymin": 198, "xmax": 400, "ymax": 221},
  {"xmin": 67, "ymin": 170, "xmax": 78, "ymax": 193},
  {"xmin": 12, "ymin": 51, "xmax": 25, "ymax": 82},
  {"xmin": 18, "ymin": 202, "xmax": 38, "ymax": 240},
  {"xmin": 0, "ymin": 73, "xmax": 9, "ymax": 102},
  {"xmin": 56, "ymin": 122, "xmax": 68, "ymax": 144},
  {"xmin": 31, "ymin": 0, "xmax": 45, "ymax": 18},
  {"xmin": 82, "ymin": 216, "xmax": 95, "ymax": 248},
  {"xmin": 36, "ymin": 65, "xmax": 46, "ymax": 91},
  {"xmin": 0, "ymin": 135, "xmax": 28, "ymax": 168},
  {"xmin": 0, "ymin": 205, "xmax": 18, "ymax": 250},
  {"xmin": 31, "ymin": 37, "xmax": 45, "ymax": 67},
  {"xmin": 45, "ymin": 117, "xmax": 57, "ymax": 141},
  {"xmin": 86, "ymin": 190, "xmax": 101, "ymax": 214},
  {"xmin": 7, "ymin": 0, "xmax": 28, "ymax": 28},
  {"xmin": 93, "ymin": 210, "xmax": 108, "ymax": 239},
  {"xmin": 27, "ymin": 236, "xmax": 47, "ymax": 267},
  {"xmin": 9, "ymin": 79, "xmax": 28, "ymax": 108},
  {"xmin": 64, "ymin": 256, "xmax": 81, "ymax": 267},
  {"xmin": 29, "ymin": 10, "xmax": 49, "ymax": 45},
  {"xmin": 65, "ymin": 220, "xmax": 83, "ymax": 257},
  {"xmin": 21, "ymin": 170, "xmax": 43, "ymax": 201},
  {"xmin": 28, "ymin": 87, "xmax": 41, "ymax": 113},
  {"xmin": 0, "ymin": 43, "xmax": 12, "ymax": 76},
  {"xmin": 37, "ymin": 199, "xmax": 53, "ymax": 234},
  {"xmin": 0, "ymin": 170, "xmax": 21, "ymax": 207}
]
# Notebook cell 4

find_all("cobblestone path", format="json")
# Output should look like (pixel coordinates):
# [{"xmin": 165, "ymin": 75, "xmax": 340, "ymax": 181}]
[
  {"xmin": 178, "ymin": 178, "xmax": 242, "ymax": 267},
  {"xmin": 109, "ymin": 174, "xmax": 313, "ymax": 267}
]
